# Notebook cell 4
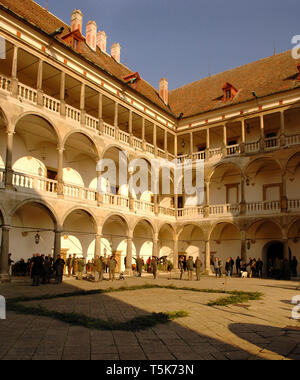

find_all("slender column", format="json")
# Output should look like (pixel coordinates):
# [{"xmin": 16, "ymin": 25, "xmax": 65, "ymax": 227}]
[
  {"xmin": 280, "ymin": 111, "xmax": 286, "ymax": 146},
  {"xmin": 57, "ymin": 147, "xmax": 64, "ymax": 197},
  {"xmin": 114, "ymin": 102, "xmax": 119, "ymax": 139},
  {"xmin": 222, "ymin": 124, "xmax": 227, "ymax": 157},
  {"xmin": 152, "ymin": 234, "xmax": 159, "ymax": 258},
  {"xmin": 60, "ymin": 72, "xmax": 66, "ymax": 117},
  {"xmin": 98, "ymin": 93, "xmax": 104, "ymax": 133},
  {"xmin": 80, "ymin": 83, "xmax": 86, "ymax": 125},
  {"xmin": 205, "ymin": 240, "xmax": 211, "ymax": 274},
  {"xmin": 281, "ymin": 170, "xmax": 288, "ymax": 213},
  {"xmin": 240, "ymin": 177, "xmax": 246, "ymax": 215},
  {"xmin": 153, "ymin": 124, "xmax": 158, "ymax": 156},
  {"xmin": 241, "ymin": 230, "xmax": 247, "ymax": 264},
  {"xmin": 260, "ymin": 115, "xmax": 265, "ymax": 151},
  {"xmin": 241, "ymin": 120, "xmax": 246, "ymax": 154},
  {"xmin": 126, "ymin": 237, "xmax": 133, "ymax": 272},
  {"xmin": 11, "ymin": 45, "xmax": 18, "ymax": 97},
  {"xmin": 173, "ymin": 235, "xmax": 179, "ymax": 270},
  {"xmin": 5, "ymin": 131, "xmax": 14, "ymax": 188},
  {"xmin": 164, "ymin": 129, "xmax": 168, "ymax": 158},
  {"xmin": 190, "ymin": 132, "xmax": 194, "ymax": 158},
  {"xmin": 94, "ymin": 234, "xmax": 101, "ymax": 258},
  {"xmin": 129, "ymin": 109, "xmax": 133, "ymax": 145},
  {"xmin": 37, "ymin": 59, "xmax": 44, "ymax": 106},
  {"xmin": 174, "ymin": 134, "xmax": 178, "ymax": 158},
  {"xmin": 142, "ymin": 118, "xmax": 146, "ymax": 150},
  {"xmin": 204, "ymin": 181, "xmax": 210, "ymax": 217},
  {"xmin": 53, "ymin": 230, "xmax": 62, "ymax": 262},
  {"xmin": 0, "ymin": 226, "xmax": 11, "ymax": 282}
]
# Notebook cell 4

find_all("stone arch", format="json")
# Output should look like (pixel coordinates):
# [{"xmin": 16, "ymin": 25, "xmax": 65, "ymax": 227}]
[
  {"xmin": 178, "ymin": 223, "xmax": 206, "ymax": 262},
  {"xmin": 101, "ymin": 213, "xmax": 130, "ymax": 236},
  {"xmin": 132, "ymin": 217, "xmax": 155, "ymax": 238},
  {"xmin": 13, "ymin": 111, "xmax": 62, "ymax": 146},
  {"xmin": 61, "ymin": 207, "xmax": 98, "ymax": 233},
  {"xmin": 0, "ymin": 105, "xmax": 9, "ymax": 131},
  {"xmin": 158, "ymin": 223, "xmax": 176, "ymax": 265},
  {"xmin": 208, "ymin": 220, "xmax": 241, "ymax": 241},
  {"xmin": 10, "ymin": 199, "xmax": 59, "ymax": 228},
  {"xmin": 62, "ymin": 129, "xmax": 101, "ymax": 159},
  {"xmin": 245, "ymin": 156, "xmax": 283, "ymax": 176},
  {"xmin": 208, "ymin": 161, "xmax": 243, "ymax": 183},
  {"xmin": 133, "ymin": 218, "xmax": 155, "ymax": 262}
]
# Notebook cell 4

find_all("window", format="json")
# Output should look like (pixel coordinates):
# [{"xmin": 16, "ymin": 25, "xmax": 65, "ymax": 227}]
[
  {"xmin": 222, "ymin": 82, "xmax": 238, "ymax": 102},
  {"xmin": 73, "ymin": 38, "xmax": 79, "ymax": 50}
]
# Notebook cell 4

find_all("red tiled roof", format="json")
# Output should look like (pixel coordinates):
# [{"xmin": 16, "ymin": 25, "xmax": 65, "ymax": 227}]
[
  {"xmin": 169, "ymin": 51, "xmax": 300, "ymax": 118},
  {"xmin": 1, "ymin": 0, "xmax": 300, "ymax": 120},
  {"xmin": 0, "ymin": 0, "xmax": 174, "ymax": 117}
]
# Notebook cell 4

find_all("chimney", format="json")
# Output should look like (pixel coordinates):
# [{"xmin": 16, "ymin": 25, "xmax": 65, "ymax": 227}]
[
  {"xmin": 159, "ymin": 78, "xmax": 168, "ymax": 105},
  {"xmin": 86, "ymin": 21, "xmax": 97, "ymax": 51},
  {"xmin": 71, "ymin": 9, "xmax": 83, "ymax": 34},
  {"xmin": 111, "ymin": 43, "xmax": 121, "ymax": 63},
  {"xmin": 97, "ymin": 31, "xmax": 107, "ymax": 53}
]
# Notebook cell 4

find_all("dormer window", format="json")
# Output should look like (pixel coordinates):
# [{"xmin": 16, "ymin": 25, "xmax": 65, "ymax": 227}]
[
  {"xmin": 222, "ymin": 82, "xmax": 238, "ymax": 101},
  {"xmin": 62, "ymin": 29, "xmax": 84, "ymax": 53}
]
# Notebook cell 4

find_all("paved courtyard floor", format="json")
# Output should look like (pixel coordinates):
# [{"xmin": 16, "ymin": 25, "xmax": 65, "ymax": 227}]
[{"xmin": 0, "ymin": 273, "xmax": 300, "ymax": 360}]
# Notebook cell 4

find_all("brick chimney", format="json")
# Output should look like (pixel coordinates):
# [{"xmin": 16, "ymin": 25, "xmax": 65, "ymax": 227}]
[
  {"xmin": 97, "ymin": 31, "xmax": 107, "ymax": 53},
  {"xmin": 86, "ymin": 21, "xmax": 97, "ymax": 51},
  {"xmin": 71, "ymin": 9, "xmax": 83, "ymax": 34},
  {"xmin": 111, "ymin": 43, "xmax": 121, "ymax": 63},
  {"xmin": 159, "ymin": 78, "xmax": 168, "ymax": 105}
]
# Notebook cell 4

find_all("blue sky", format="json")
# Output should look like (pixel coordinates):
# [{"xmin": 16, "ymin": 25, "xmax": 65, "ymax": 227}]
[{"xmin": 36, "ymin": 0, "xmax": 300, "ymax": 90}]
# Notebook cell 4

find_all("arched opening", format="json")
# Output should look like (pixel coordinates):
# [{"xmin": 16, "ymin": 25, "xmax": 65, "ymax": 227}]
[
  {"xmin": 13, "ymin": 114, "xmax": 59, "ymax": 193},
  {"xmin": 209, "ymin": 163, "xmax": 242, "ymax": 215},
  {"xmin": 247, "ymin": 219, "xmax": 283, "ymax": 274},
  {"xmin": 63, "ymin": 132, "xmax": 99, "ymax": 199},
  {"xmin": 178, "ymin": 224, "xmax": 205, "ymax": 269},
  {"xmin": 133, "ymin": 220, "xmax": 154, "ymax": 269},
  {"xmin": 62, "ymin": 209, "xmax": 97, "ymax": 264},
  {"xmin": 245, "ymin": 158, "xmax": 282, "ymax": 211},
  {"xmin": 10, "ymin": 201, "xmax": 57, "ymax": 262},
  {"xmin": 101, "ymin": 215, "xmax": 129, "ymax": 273},
  {"xmin": 210, "ymin": 222, "xmax": 241, "ymax": 271},
  {"xmin": 158, "ymin": 224, "xmax": 175, "ymax": 268}
]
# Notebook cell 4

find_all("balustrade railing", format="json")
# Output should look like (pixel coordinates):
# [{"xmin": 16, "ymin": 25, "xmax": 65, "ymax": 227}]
[
  {"xmin": 192, "ymin": 151, "xmax": 206, "ymax": 161},
  {"xmin": 286, "ymin": 134, "xmax": 300, "ymax": 147},
  {"xmin": 85, "ymin": 114, "xmax": 99, "ymax": 131},
  {"xmin": 265, "ymin": 136, "xmax": 280, "ymax": 150},
  {"xmin": 226, "ymin": 144, "xmax": 240, "ymax": 156},
  {"xmin": 146, "ymin": 143, "xmax": 155, "ymax": 155},
  {"xmin": 133, "ymin": 137, "xmax": 143, "ymax": 151},
  {"xmin": 103, "ymin": 123, "xmax": 116, "ymax": 139},
  {"xmin": 159, "ymin": 206, "xmax": 176, "ymax": 217},
  {"xmin": 157, "ymin": 148, "xmax": 165, "ymax": 158},
  {"xmin": 13, "ymin": 172, "xmax": 57, "ymax": 193},
  {"xmin": 102, "ymin": 194, "xmax": 129, "ymax": 208},
  {"xmin": 43, "ymin": 94, "xmax": 60, "ymax": 113},
  {"xmin": 18, "ymin": 83, "xmax": 37, "ymax": 104},
  {"xmin": 209, "ymin": 148, "xmax": 222, "ymax": 159},
  {"xmin": 134, "ymin": 199, "xmax": 155, "ymax": 214},
  {"xmin": 246, "ymin": 201, "xmax": 281, "ymax": 215},
  {"xmin": 0, "ymin": 75, "xmax": 11, "ymax": 92},
  {"xmin": 288, "ymin": 199, "xmax": 300, "ymax": 211},
  {"xmin": 209, "ymin": 203, "xmax": 240, "ymax": 216},
  {"xmin": 119, "ymin": 130, "xmax": 130, "ymax": 145},
  {"xmin": 177, "ymin": 207, "xmax": 204, "ymax": 218},
  {"xmin": 66, "ymin": 105, "xmax": 81, "ymax": 122},
  {"xmin": 64, "ymin": 183, "xmax": 97, "ymax": 201},
  {"xmin": 245, "ymin": 141, "xmax": 260, "ymax": 154}
]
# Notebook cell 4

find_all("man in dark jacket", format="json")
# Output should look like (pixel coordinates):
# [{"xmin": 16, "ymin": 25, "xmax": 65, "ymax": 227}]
[
  {"xmin": 151, "ymin": 257, "xmax": 158, "ymax": 279},
  {"xmin": 187, "ymin": 257, "xmax": 194, "ymax": 281},
  {"xmin": 54, "ymin": 255, "xmax": 65, "ymax": 284},
  {"xmin": 136, "ymin": 257, "xmax": 143, "ymax": 278},
  {"xmin": 31, "ymin": 254, "xmax": 44, "ymax": 286},
  {"xmin": 109, "ymin": 256, "xmax": 117, "ymax": 281},
  {"xmin": 195, "ymin": 258, "xmax": 202, "ymax": 281}
]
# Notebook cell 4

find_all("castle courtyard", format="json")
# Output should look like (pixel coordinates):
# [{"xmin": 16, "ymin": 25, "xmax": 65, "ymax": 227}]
[{"xmin": 0, "ymin": 275, "xmax": 299, "ymax": 361}]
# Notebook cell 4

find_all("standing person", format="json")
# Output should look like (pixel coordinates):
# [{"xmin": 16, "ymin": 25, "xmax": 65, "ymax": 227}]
[
  {"xmin": 54, "ymin": 255, "xmax": 65, "ymax": 285},
  {"xmin": 136, "ymin": 257, "xmax": 143, "ymax": 278},
  {"xmin": 179, "ymin": 257, "xmax": 185, "ymax": 280},
  {"xmin": 42, "ymin": 256, "xmax": 51, "ymax": 284},
  {"xmin": 77, "ymin": 257, "xmax": 85, "ymax": 281},
  {"xmin": 72, "ymin": 254, "xmax": 77, "ymax": 276},
  {"xmin": 103, "ymin": 251, "xmax": 108, "ymax": 274},
  {"xmin": 257, "ymin": 258, "xmax": 263, "ymax": 278},
  {"xmin": 151, "ymin": 257, "xmax": 158, "ymax": 279},
  {"xmin": 214, "ymin": 258, "xmax": 220, "ymax": 278},
  {"xmin": 8, "ymin": 254, "xmax": 14, "ymax": 278},
  {"xmin": 195, "ymin": 257, "xmax": 202, "ymax": 281},
  {"xmin": 230, "ymin": 257, "xmax": 234, "ymax": 276},
  {"xmin": 31, "ymin": 254, "xmax": 43, "ymax": 286},
  {"xmin": 146, "ymin": 257, "xmax": 151, "ymax": 272},
  {"xmin": 225, "ymin": 258, "xmax": 231, "ymax": 277},
  {"xmin": 93, "ymin": 256, "xmax": 102, "ymax": 282},
  {"xmin": 236, "ymin": 256, "xmax": 241, "ymax": 276},
  {"xmin": 109, "ymin": 255, "xmax": 117, "ymax": 281},
  {"xmin": 167, "ymin": 260, "xmax": 174, "ymax": 280},
  {"xmin": 66, "ymin": 255, "xmax": 72, "ymax": 277},
  {"xmin": 218, "ymin": 258, "xmax": 223, "ymax": 278},
  {"xmin": 187, "ymin": 256, "xmax": 194, "ymax": 281},
  {"xmin": 291, "ymin": 257, "xmax": 298, "ymax": 278}
]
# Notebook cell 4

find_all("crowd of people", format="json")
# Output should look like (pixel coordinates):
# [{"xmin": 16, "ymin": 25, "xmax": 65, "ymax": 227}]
[{"xmin": 7, "ymin": 251, "xmax": 299, "ymax": 284}]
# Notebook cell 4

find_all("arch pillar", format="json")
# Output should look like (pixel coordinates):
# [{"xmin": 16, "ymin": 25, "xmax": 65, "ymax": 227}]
[
  {"xmin": 5, "ymin": 131, "xmax": 14, "ymax": 188},
  {"xmin": 281, "ymin": 170, "xmax": 288, "ymax": 213},
  {"xmin": 205, "ymin": 240, "xmax": 212, "ymax": 275},
  {"xmin": 94, "ymin": 233, "xmax": 101, "ymax": 258},
  {"xmin": 152, "ymin": 233, "xmax": 159, "ymax": 258},
  {"xmin": 57, "ymin": 146, "xmax": 64, "ymax": 197},
  {"xmin": 0, "ymin": 225, "xmax": 11, "ymax": 282},
  {"xmin": 125, "ymin": 235, "xmax": 133, "ymax": 275},
  {"xmin": 241, "ymin": 229, "xmax": 247, "ymax": 264},
  {"xmin": 173, "ymin": 234, "xmax": 179, "ymax": 270}
]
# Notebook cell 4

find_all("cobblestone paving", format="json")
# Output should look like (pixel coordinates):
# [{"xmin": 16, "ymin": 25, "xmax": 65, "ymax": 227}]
[{"xmin": 0, "ymin": 273, "xmax": 300, "ymax": 360}]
